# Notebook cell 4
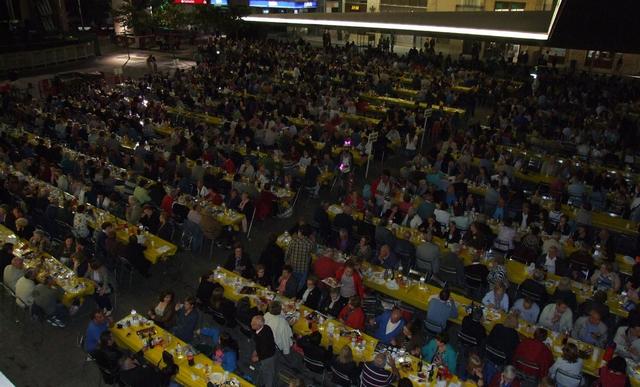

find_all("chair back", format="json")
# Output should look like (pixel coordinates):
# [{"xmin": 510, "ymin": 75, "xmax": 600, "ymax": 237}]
[
  {"xmin": 554, "ymin": 368, "xmax": 582, "ymax": 386},
  {"xmin": 464, "ymin": 273, "xmax": 483, "ymax": 289},
  {"xmin": 485, "ymin": 344, "xmax": 507, "ymax": 365},
  {"xmin": 423, "ymin": 317, "xmax": 444, "ymax": 335},
  {"xmin": 519, "ymin": 285, "xmax": 542, "ymax": 304},
  {"xmin": 515, "ymin": 357, "xmax": 541, "ymax": 380},
  {"xmin": 303, "ymin": 356, "xmax": 325, "ymax": 374},
  {"xmin": 330, "ymin": 365, "xmax": 351, "ymax": 386},
  {"xmin": 457, "ymin": 330, "xmax": 479, "ymax": 347}
]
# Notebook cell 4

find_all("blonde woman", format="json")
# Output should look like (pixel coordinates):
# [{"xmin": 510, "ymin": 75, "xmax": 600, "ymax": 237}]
[{"xmin": 331, "ymin": 345, "xmax": 359, "ymax": 387}]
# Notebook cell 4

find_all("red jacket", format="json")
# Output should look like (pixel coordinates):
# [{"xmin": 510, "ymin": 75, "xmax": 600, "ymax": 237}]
[
  {"xmin": 313, "ymin": 256, "xmax": 341, "ymax": 280},
  {"xmin": 512, "ymin": 339, "xmax": 554, "ymax": 379},
  {"xmin": 223, "ymin": 159, "xmax": 236, "ymax": 175},
  {"xmin": 343, "ymin": 196, "xmax": 365, "ymax": 212},
  {"xmin": 161, "ymin": 194, "xmax": 173, "ymax": 216},
  {"xmin": 596, "ymin": 366, "xmax": 627, "ymax": 387},
  {"xmin": 335, "ymin": 267, "xmax": 365, "ymax": 299},
  {"xmin": 338, "ymin": 305, "xmax": 365, "ymax": 330}
]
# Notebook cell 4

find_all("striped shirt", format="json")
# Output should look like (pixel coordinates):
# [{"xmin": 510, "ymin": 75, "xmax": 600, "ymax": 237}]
[{"xmin": 360, "ymin": 361, "xmax": 393, "ymax": 387}]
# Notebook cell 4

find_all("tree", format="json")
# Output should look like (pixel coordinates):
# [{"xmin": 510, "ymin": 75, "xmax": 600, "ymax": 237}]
[
  {"xmin": 152, "ymin": 2, "xmax": 191, "ymax": 30},
  {"xmin": 112, "ymin": 0, "xmax": 164, "ymax": 35}
]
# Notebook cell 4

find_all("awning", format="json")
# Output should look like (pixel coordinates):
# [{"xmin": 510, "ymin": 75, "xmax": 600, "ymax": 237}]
[{"xmin": 242, "ymin": 10, "xmax": 558, "ymax": 42}]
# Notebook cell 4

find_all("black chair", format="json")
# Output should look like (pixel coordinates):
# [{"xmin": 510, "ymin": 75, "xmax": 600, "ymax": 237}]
[
  {"xmin": 303, "ymin": 356, "xmax": 326, "ymax": 384},
  {"xmin": 485, "ymin": 344, "xmax": 507, "ymax": 366},
  {"xmin": 514, "ymin": 358, "xmax": 541, "ymax": 386},
  {"xmin": 457, "ymin": 330, "xmax": 479, "ymax": 348},
  {"xmin": 554, "ymin": 368, "xmax": 582, "ymax": 387},
  {"xmin": 115, "ymin": 256, "xmax": 134, "ymax": 288},
  {"xmin": 518, "ymin": 284, "xmax": 544, "ymax": 305},
  {"xmin": 423, "ymin": 317, "xmax": 445, "ymax": 336},
  {"xmin": 464, "ymin": 273, "xmax": 485, "ymax": 300},
  {"xmin": 330, "ymin": 365, "xmax": 354, "ymax": 387},
  {"xmin": 437, "ymin": 264, "xmax": 459, "ymax": 286}
]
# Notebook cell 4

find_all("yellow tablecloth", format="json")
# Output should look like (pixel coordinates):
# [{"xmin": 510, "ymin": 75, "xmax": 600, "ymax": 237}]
[
  {"xmin": 463, "ymin": 158, "xmax": 638, "ymax": 236},
  {"xmin": 111, "ymin": 314, "xmax": 254, "ymax": 387},
  {"xmin": 360, "ymin": 94, "xmax": 466, "ymax": 115},
  {"xmin": 90, "ymin": 208, "xmax": 177, "ymax": 264},
  {"xmin": 6, "ymin": 129, "xmax": 178, "ymax": 264},
  {"xmin": 211, "ymin": 268, "xmax": 467, "ymax": 386},
  {"xmin": 0, "ymin": 224, "xmax": 94, "ymax": 306},
  {"xmin": 279, "ymin": 237, "xmax": 607, "ymax": 379},
  {"xmin": 166, "ymin": 107, "xmax": 223, "ymax": 125}
]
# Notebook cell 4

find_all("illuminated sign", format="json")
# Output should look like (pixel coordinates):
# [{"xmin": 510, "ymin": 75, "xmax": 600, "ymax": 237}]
[
  {"xmin": 174, "ymin": 0, "xmax": 206, "ymax": 4},
  {"xmin": 242, "ymin": 16, "xmax": 548, "ymax": 40},
  {"xmin": 249, "ymin": 0, "xmax": 317, "ymax": 8},
  {"xmin": 211, "ymin": 0, "xmax": 228, "ymax": 5}
]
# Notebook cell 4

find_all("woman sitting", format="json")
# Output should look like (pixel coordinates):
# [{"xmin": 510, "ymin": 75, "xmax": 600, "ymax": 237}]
[
  {"xmin": 196, "ymin": 328, "xmax": 239, "ymax": 372},
  {"xmin": 148, "ymin": 290, "xmax": 176, "ymax": 329},
  {"xmin": 549, "ymin": 343, "xmax": 583, "ymax": 387},
  {"xmin": 421, "ymin": 333, "xmax": 457, "ymax": 374},
  {"xmin": 331, "ymin": 346, "xmax": 360, "ymax": 387},
  {"xmin": 209, "ymin": 286, "xmax": 236, "ymax": 327},
  {"xmin": 337, "ymin": 296, "xmax": 365, "ymax": 330}
]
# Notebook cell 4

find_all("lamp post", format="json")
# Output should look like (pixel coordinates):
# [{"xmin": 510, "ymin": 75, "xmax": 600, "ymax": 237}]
[{"xmin": 77, "ymin": 0, "xmax": 85, "ymax": 29}]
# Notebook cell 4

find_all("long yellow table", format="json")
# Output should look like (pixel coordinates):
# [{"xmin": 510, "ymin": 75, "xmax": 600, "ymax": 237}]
[
  {"xmin": 0, "ymin": 224, "xmax": 95, "ymax": 306},
  {"xmin": 460, "ymin": 153, "xmax": 638, "ymax": 237},
  {"xmin": 360, "ymin": 94, "xmax": 466, "ymax": 115},
  {"xmin": 166, "ymin": 106, "xmax": 223, "ymax": 125},
  {"xmin": 323, "ymin": 204, "xmax": 631, "ymax": 318},
  {"xmin": 276, "ymin": 236, "xmax": 607, "ymax": 378},
  {"xmin": 6, "ymin": 129, "xmax": 178, "ymax": 264},
  {"xmin": 111, "ymin": 314, "xmax": 253, "ymax": 387},
  {"xmin": 212, "ymin": 268, "xmax": 469, "ymax": 387},
  {"xmin": 497, "ymin": 143, "xmax": 638, "ymax": 185}
]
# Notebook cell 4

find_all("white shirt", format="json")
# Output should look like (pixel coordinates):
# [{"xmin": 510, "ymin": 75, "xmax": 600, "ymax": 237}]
[
  {"xmin": 544, "ymin": 255, "xmax": 557, "ymax": 274},
  {"xmin": 385, "ymin": 319, "xmax": 401, "ymax": 335},
  {"xmin": 264, "ymin": 312, "xmax": 293, "ymax": 355}
]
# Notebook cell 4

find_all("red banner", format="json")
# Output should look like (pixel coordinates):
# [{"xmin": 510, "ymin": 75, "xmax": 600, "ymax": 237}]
[{"xmin": 173, "ymin": 0, "xmax": 206, "ymax": 4}]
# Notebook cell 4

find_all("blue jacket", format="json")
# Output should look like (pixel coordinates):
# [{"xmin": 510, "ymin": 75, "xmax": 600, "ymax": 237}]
[
  {"xmin": 200, "ymin": 327, "xmax": 238, "ymax": 372},
  {"xmin": 85, "ymin": 321, "xmax": 108, "ymax": 353},
  {"xmin": 372, "ymin": 311, "xmax": 405, "ymax": 344},
  {"xmin": 421, "ymin": 340, "xmax": 457, "ymax": 374}
]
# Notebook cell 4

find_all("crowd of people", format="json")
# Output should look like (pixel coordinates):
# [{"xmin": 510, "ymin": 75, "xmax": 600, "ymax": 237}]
[{"xmin": 1, "ymin": 34, "xmax": 640, "ymax": 387}]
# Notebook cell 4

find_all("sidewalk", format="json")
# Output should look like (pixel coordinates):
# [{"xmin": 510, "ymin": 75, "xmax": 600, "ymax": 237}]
[{"xmin": 9, "ymin": 39, "xmax": 197, "ymax": 95}]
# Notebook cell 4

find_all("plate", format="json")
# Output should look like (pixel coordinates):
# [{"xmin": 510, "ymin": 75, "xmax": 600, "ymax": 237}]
[
  {"xmin": 209, "ymin": 373, "xmax": 225, "ymax": 384},
  {"xmin": 386, "ymin": 281, "xmax": 399, "ymax": 290}
]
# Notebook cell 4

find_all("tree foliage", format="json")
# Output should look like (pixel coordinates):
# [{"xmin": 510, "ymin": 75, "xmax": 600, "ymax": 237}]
[{"xmin": 112, "ymin": 0, "xmax": 249, "ymax": 35}]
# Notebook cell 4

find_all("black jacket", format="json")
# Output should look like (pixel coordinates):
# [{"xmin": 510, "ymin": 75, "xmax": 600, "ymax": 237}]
[
  {"xmin": 223, "ymin": 253, "xmax": 255, "ymax": 279},
  {"xmin": 320, "ymin": 296, "xmax": 346, "ymax": 318},
  {"xmin": 297, "ymin": 286, "xmax": 322, "ymax": 310},
  {"xmin": 486, "ymin": 323, "xmax": 520, "ymax": 363}
]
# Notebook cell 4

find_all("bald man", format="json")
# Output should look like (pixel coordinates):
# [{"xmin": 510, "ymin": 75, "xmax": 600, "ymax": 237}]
[
  {"xmin": 3, "ymin": 257, "xmax": 24, "ymax": 292},
  {"xmin": 251, "ymin": 315, "xmax": 276, "ymax": 387}
]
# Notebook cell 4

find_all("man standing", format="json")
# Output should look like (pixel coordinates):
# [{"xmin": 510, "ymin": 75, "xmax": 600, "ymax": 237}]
[
  {"xmin": 285, "ymin": 225, "xmax": 315, "ymax": 291},
  {"xmin": 251, "ymin": 315, "xmax": 276, "ymax": 387},
  {"xmin": 263, "ymin": 301, "xmax": 293, "ymax": 356}
]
